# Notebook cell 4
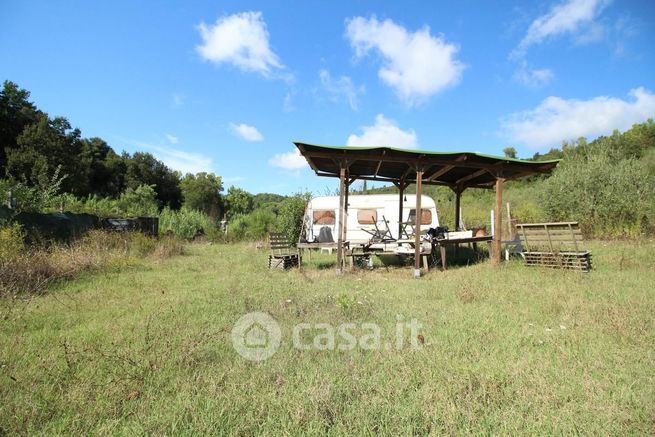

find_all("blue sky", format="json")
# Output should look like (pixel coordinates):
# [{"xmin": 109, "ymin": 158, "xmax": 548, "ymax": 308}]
[{"xmin": 1, "ymin": 0, "xmax": 654, "ymax": 194}]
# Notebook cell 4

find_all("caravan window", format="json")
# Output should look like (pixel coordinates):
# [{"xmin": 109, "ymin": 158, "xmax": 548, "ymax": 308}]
[
  {"xmin": 409, "ymin": 209, "xmax": 432, "ymax": 225},
  {"xmin": 357, "ymin": 209, "xmax": 378, "ymax": 224},
  {"xmin": 313, "ymin": 210, "xmax": 335, "ymax": 225}
]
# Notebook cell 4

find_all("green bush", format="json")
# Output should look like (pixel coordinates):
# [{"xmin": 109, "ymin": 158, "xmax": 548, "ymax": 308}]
[
  {"xmin": 117, "ymin": 184, "xmax": 159, "ymax": 217},
  {"xmin": 248, "ymin": 209, "xmax": 277, "ymax": 239},
  {"xmin": 0, "ymin": 223, "xmax": 24, "ymax": 263},
  {"xmin": 541, "ymin": 151, "xmax": 655, "ymax": 237},
  {"xmin": 159, "ymin": 207, "xmax": 220, "ymax": 240},
  {"xmin": 276, "ymin": 194, "xmax": 308, "ymax": 244},
  {"xmin": 59, "ymin": 193, "xmax": 121, "ymax": 217},
  {"xmin": 227, "ymin": 209, "xmax": 277, "ymax": 241},
  {"xmin": 0, "ymin": 166, "xmax": 66, "ymax": 213}
]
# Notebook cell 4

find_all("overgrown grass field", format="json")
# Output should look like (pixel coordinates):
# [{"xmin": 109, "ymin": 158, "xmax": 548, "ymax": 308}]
[{"xmin": 1, "ymin": 241, "xmax": 654, "ymax": 434}]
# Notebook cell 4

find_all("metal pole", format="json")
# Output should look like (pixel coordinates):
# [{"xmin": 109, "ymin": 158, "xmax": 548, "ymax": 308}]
[
  {"xmin": 414, "ymin": 168, "xmax": 423, "ymax": 278},
  {"xmin": 336, "ymin": 166, "xmax": 346, "ymax": 275},
  {"xmin": 398, "ymin": 181, "xmax": 405, "ymax": 240},
  {"xmin": 454, "ymin": 187, "xmax": 462, "ymax": 231},
  {"xmin": 493, "ymin": 177, "xmax": 505, "ymax": 264}
]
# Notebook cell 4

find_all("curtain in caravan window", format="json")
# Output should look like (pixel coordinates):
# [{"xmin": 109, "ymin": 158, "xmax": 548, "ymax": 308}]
[
  {"xmin": 357, "ymin": 209, "xmax": 378, "ymax": 224},
  {"xmin": 313, "ymin": 210, "xmax": 335, "ymax": 225},
  {"xmin": 409, "ymin": 209, "xmax": 432, "ymax": 225}
]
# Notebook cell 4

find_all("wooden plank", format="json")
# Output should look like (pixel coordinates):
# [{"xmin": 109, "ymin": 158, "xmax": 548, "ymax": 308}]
[
  {"xmin": 517, "ymin": 221, "xmax": 579, "ymax": 227},
  {"xmin": 517, "ymin": 231, "xmax": 583, "ymax": 237},
  {"xmin": 520, "ymin": 232, "xmax": 583, "ymax": 238},
  {"xmin": 517, "ymin": 236, "xmax": 584, "ymax": 242}
]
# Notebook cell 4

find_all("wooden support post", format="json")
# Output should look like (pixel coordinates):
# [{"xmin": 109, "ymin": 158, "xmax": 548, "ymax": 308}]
[
  {"xmin": 414, "ymin": 168, "xmax": 423, "ymax": 278},
  {"xmin": 454, "ymin": 187, "xmax": 462, "ymax": 231},
  {"xmin": 398, "ymin": 181, "xmax": 405, "ymax": 240},
  {"xmin": 493, "ymin": 177, "xmax": 505, "ymax": 264},
  {"xmin": 343, "ymin": 179, "xmax": 350, "ymax": 244},
  {"xmin": 336, "ymin": 166, "xmax": 346, "ymax": 275}
]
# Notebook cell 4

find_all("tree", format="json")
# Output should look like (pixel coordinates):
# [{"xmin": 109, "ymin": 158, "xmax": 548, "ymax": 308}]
[
  {"xmin": 125, "ymin": 152, "xmax": 182, "ymax": 209},
  {"xmin": 252, "ymin": 192, "xmax": 285, "ymax": 208},
  {"xmin": 80, "ymin": 137, "xmax": 126, "ymax": 197},
  {"xmin": 0, "ymin": 81, "xmax": 41, "ymax": 174},
  {"xmin": 225, "ymin": 186, "xmax": 253, "ymax": 219},
  {"xmin": 6, "ymin": 114, "xmax": 86, "ymax": 195},
  {"xmin": 180, "ymin": 172, "xmax": 224, "ymax": 218},
  {"xmin": 503, "ymin": 147, "xmax": 517, "ymax": 159},
  {"xmin": 531, "ymin": 147, "xmax": 564, "ymax": 161}
]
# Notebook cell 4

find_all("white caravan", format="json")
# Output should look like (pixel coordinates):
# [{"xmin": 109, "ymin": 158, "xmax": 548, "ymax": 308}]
[{"xmin": 303, "ymin": 194, "xmax": 439, "ymax": 246}]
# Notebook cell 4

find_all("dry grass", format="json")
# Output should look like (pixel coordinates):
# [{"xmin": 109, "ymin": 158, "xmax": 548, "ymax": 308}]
[{"xmin": 0, "ymin": 231, "xmax": 184, "ymax": 297}]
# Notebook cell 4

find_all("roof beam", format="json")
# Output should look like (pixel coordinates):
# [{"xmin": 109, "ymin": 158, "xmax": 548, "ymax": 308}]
[
  {"xmin": 400, "ymin": 165, "xmax": 415, "ymax": 181},
  {"xmin": 455, "ymin": 168, "xmax": 489, "ymax": 185},
  {"xmin": 426, "ymin": 165, "xmax": 455, "ymax": 181},
  {"xmin": 373, "ymin": 150, "xmax": 386, "ymax": 177}
]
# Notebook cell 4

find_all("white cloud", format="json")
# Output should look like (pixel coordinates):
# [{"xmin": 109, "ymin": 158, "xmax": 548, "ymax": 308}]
[
  {"xmin": 500, "ymin": 87, "xmax": 655, "ymax": 149},
  {"xmin": 319, "ymin": 69, "xmax": 364, "ymax": 110},
  {"xmin": 135, "ymin": 142, "xmax": 214, "ymax": 174},
  {"xmin": 165, "ymin": 133, "xmax": 179, "ymax": 144},
  {"xmin": 513, "ymin": 61, "xmax": 554, "ymax": 87},
  {"xmin": 512, "ymin": 0, "xmax": 610, "ymax": 58},
  {"xmin": 269, "ymin": 149, "xmax": 308, "ymax": 170},
  {"xmin": 229, "ymin": 122, "xmax": 264, "ymax": 142},
  {"xmin": 345, "ymin": 16, "xmax": 465, "ymax": 105},
  {"xmin": 196, "ymin": 11, "xmax": 284, "ymax": 77},
  {"xmin": 574, "ymin": 22, "xmax": 606, "ymax": 45},
  {"xmin": 347, "ymin": 114, "xmax": 418, "ymax": 149}
]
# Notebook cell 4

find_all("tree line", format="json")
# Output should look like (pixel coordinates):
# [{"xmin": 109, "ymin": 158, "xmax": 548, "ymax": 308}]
[{"xmin": 0, "ymin": 80, "xmax": 287, "ymax": 220}]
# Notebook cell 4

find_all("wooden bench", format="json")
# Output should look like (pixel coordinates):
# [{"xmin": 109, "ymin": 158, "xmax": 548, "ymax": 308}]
[
  {"xmin": 268, "ymin": 232, "xmax": 300, "ymax": 269},
  {"xmin": 515, "ymin": 222, "xmax": 592, "ymax": 272}
]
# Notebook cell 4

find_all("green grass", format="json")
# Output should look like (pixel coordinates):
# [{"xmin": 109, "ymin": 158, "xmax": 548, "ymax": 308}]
[{"xmin": 1, "ymin": 240, "xmax": 654, "ymax": 435}]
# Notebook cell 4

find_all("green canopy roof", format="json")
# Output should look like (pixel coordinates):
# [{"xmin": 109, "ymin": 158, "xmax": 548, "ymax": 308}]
[{"xmin": 294, "ymin": 142, "xmax": 559, "ymax": 188}]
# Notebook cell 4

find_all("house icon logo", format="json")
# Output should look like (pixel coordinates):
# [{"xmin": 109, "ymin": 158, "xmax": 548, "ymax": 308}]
[
  {"xmin": 244, "ymin": 322, "xmax": 269, "ymax": 348},
  {"xmin": 231, "ymin": 312, "xmax": 281, "ymax": 361}
]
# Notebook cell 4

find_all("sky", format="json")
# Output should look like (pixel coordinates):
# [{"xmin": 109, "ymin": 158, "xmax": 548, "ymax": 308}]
[{"xmin": 1, "ymin": 0, "xmax": 654, "ymax": 194}]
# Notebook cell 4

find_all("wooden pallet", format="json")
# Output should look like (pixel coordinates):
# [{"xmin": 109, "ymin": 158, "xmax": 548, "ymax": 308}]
[
  {"xmin": 522, "ymin": 251, "xmax": 592, "ymax": 272},
  {"xmin": 516, "ymin": 222, "xmax": 592, "ymax": 272},
  {"xmin": 268, "ymin": 254, "xmax": 299, "ymax": 269}
]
